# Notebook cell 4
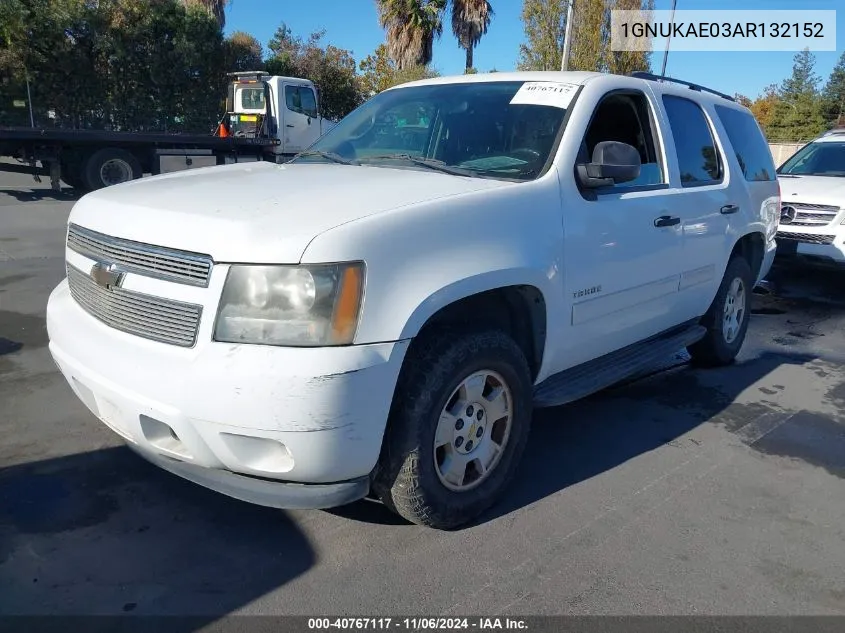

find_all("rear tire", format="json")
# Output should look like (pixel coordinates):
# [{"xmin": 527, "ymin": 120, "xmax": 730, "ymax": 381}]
[
  {"xmin": 373, "ymin": 329, "xmax": 533, "ymax": 530},
  {"xmin": 82, "ymin": 148, "xmax": 142, "ymax": 191},
  {"xmin": 688, "ymin": 255, "xmax": 753, "ymax": 367}
]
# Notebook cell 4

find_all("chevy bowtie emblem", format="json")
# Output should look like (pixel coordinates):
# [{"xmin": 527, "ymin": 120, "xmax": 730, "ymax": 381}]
[{"xmin": 90, "ymin": 262, "xmax": 124, "ymax": 290}]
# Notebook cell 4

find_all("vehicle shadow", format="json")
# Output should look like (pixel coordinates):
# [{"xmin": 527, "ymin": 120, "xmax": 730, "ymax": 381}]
[
  {"xmin": 0, "ymin": 187, "xmax": 81, "ymax": 203},
  {"xmin": 479, "ymin": 261, "xmax": 845, "ymax": 525},
  {"xmin": 0, "ymin": 446, "xmax": 315, "ymax": 620},
  {"xmin": 338, "ymin": 263, "xmax": 845, "ymax": 529},
  {"xmin": 765, "ymin": 257, "xmax": 845, "ymax": 307},
  {"xmin": 480, "ymin": 348, "xmax": 817, "ymax": 525}
]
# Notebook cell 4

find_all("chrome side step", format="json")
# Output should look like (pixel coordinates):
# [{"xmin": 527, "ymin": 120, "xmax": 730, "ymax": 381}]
[{"xmin": 533, "ymin": 324, "xmax": 707, "ymax": 408}]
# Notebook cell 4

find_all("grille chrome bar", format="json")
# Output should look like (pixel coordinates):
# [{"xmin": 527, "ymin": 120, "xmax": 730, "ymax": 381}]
[
  {"xmin": 67, "ymin": 223, "xmax": 213, "ymax": 287},
  {"xmin": 67, "ymin": 264, "xmax": 202, "ymax": 348},
  {"xmin": 776, "ymin": 231, "xmax": 836, "ymax": 246},
  {"xmin": 781, "ymin": 203, "xmax": 841, "ymax": 227}
]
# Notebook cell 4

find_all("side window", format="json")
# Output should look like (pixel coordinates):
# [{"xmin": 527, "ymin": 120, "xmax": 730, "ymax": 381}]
[
  {"xmin": 285, "ymin": 85, "xmax": 301, "ymax": 112},
  {"xmin": 715, "ymin": 105, "xmax": 776, "ymax": 181},
  {"xmin": 300, "ymin": 88, "xmax": 318, "ymax": 118},
  {"xmin": 662, "ymin": 95, "xmax": 723, "ymax": 186},
  {"xmin": 285, "ymin": 86, "xmax": 318, "ymax": 118},
  {"xmin": 580, "ymin": 91, "xmax": 665, "ymax": 189}
]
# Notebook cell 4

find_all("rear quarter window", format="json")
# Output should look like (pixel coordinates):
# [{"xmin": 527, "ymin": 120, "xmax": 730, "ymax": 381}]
[{"xmin": 715, "ymin": 105, "xmax": 777, "ymax": 182}]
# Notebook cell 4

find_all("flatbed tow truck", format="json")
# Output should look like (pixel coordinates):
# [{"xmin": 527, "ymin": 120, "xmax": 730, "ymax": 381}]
[{"xmin": 0, "ymin": 71, "xmax": 332, "ymax": 192}]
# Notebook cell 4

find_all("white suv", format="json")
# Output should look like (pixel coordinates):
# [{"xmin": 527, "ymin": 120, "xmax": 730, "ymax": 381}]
[
  {"xmin": 46, "ymin": 71, "xmax": 779, "ymax": 529},
  {"xmin": 775, "ymin": 130, "xmax": 845, "ymax": 265}
]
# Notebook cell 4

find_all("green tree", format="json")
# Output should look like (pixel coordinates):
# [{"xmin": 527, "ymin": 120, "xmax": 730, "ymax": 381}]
[
  {"xmin": 734, "ymin": 94, "xmax": 753, "ymax": 108},
  {"xmin": 1, "ymin": 0, "xmax": 227, "ymax": 132},
  {"xmin": 226, "ymin": 31, "xmax": 264, "ymax": 71},
  {"xmin": 568, "ymin": 0, "xmax": 606, "ymax": 72},
  {"xmin": 451, "ymin": 0, "xmax": 493, "ymax": 73},
  {"xmin": 517, "ymin": 0, "xmax": 566, "ymax": 71},
  {"xmin": 822, "ymin": 51, "xmax": 845, "ymax": 127},
  {"xmin": 605, "ymin": 0, "xmax": 652, "ymax": 75},
  {"xmin": 358, "ymin": 43, "xmax": 437, "ymax": 96},
  {"xmin": 518, "ymin": 0, "xmax": 652, "ymax": 73},
  {"xmin": 768, "ymin": 49, "xmax": 826, "ymax": 142},
  {"xmin": 181, "ymin": 0, "xmax": 228, "ymax": 29},
  {"xmin": 749, "ymin": 84, "xmax": 780, "ymax": 134},
  {"xmin": 376, "ymin": 0, "xmax": 447, "ymax": 70},
  {"xmin": 266, "ymin": 24, "xmax": 363, "ymax": 120}
]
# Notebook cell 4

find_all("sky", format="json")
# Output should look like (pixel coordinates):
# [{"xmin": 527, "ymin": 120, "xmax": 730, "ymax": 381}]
[{"xmin": 224, "ymin": 0, "xmax": 845, "ymax": 100}]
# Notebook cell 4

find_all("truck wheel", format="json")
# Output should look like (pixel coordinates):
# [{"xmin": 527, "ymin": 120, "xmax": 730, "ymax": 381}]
[
  {"xmin": 83, "ymin": 148, "xmax": 142, "ymax": 190},
  {"xmin": 373, "ymin": 329, "xmax": 533, "ymax": 529},
  {"xmin": 688, "ymin": 255, "xmax": 753, "ymax": 367}
]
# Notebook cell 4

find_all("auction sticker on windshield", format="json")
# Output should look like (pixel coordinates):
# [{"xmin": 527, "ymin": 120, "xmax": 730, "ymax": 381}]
[{"xmin": 510, "ymin": 82, "xmax": 580, "ymax": 109}]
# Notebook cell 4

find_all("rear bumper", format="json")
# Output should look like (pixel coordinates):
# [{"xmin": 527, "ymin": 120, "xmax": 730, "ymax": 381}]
[{"xmin": 130, "ymin": 444, "xmax": 369, "ymax": 509}]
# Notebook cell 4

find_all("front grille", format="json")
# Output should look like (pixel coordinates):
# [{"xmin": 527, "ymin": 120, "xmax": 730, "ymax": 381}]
[
  {"xmin": 67, "ymin": 264, "xmax": 202, "ymax": 347},
  {"xmin": 776, "ymin": 231, "xmax": 836, "ymax": 245},
  {"xmin": 781, "ymin": 203, "xmax": 841, "ymax": 227},
  {"xmin": 67, "ymin": 224, "xmax": 213, "ymax": 287}
]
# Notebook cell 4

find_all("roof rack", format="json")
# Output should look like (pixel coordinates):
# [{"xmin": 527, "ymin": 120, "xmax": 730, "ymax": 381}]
[{"xmin": 629, "ymin": 72, "xmax": 736, "ymax": 102}]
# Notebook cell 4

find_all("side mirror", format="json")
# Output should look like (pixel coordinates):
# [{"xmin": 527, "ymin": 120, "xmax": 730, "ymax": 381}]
[{"xmin": 577, "ymin": 141, "xmax": 642, "ymax": 189}]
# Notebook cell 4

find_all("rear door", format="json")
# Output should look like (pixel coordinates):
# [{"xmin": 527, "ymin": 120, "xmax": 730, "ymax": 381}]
[
  {"xmin": 283, "ymin": 83, "xmax": 320, "ymax": 153},
  {"xmin": 712, "ymin": 103, "xmax": 780, "ymax": 260},
  {"xmin": 654, "ymin": 93, "xmax": 733, "ymax": 321}
]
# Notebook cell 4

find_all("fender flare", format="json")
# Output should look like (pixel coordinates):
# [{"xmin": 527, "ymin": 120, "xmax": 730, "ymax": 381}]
[{"xmin": 397, "ymin": 267, "xmax": 554, "ymax": 341}]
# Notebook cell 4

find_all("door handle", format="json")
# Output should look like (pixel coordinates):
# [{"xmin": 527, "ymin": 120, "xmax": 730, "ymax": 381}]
[
  {"xmin": 286, "ymin": 124, "xmax": 295, "ymax": 128},
  {"xmin": 720, "ymin": 204, "xmax": 740, "ymax": 214},
  {"xmin": 654, "ymin": 215, "xmax": 680, "ymax": 228}
]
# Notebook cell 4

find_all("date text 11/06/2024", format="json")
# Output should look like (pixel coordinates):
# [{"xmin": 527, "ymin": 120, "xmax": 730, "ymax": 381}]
[{"xmin": 308, "ymin": 618, "xmax": 528, "ymax": 630}]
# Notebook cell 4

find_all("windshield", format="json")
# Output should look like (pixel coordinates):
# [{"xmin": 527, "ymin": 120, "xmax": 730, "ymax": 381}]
[
  {"xmin": 778, "ymin": 141, "xmax": 845, "ymax": 176},
  {"xmin": 292, "ymin": 81, "xmax": 571, "ymax": 181}
]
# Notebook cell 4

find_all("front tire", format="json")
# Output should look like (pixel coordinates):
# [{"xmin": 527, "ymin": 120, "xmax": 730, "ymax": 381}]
[
  {"xmin": 688, "ymin": 255, "xmax": 753, "ymax": 367},
  {"xmin": 373, "ymin": 329, "xmax": 533, "ymax": 529}
]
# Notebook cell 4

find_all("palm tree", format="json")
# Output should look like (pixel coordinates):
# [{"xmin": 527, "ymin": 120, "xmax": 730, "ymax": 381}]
[
  {"xmin": 451, "ymin": 0, "xmax": 492, "ymax": 73},
  {"xmin": 377, "ymin": 0, "xmax": 447, "ymax": 70},
  {"xmin": 182, "ymin": 0, "xmax": 229, "ymax": 29}
]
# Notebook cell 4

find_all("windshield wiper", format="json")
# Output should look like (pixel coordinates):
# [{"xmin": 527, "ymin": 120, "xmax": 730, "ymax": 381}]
[
  {"xmin": 294, "ymin": 150, "xmax": 357, "ymax": 165},
  {"xmin": 359, "ymin": 153, "xmax": 477, "ymax": 177}
]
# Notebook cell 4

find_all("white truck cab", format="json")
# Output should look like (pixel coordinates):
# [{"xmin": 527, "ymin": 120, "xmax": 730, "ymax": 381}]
[
  {"xmin": 225, "ymin": 71, "xmax": 333, "ymax": 156},
  {"xmin": 775, "ymin": 129, "xmax": 845, "ymax": 266},
  {"xmin": 46, "ymin": 71, "xmax": 779, "ymax": 529}
]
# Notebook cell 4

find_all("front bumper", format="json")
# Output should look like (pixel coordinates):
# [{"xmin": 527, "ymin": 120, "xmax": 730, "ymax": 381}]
[
  {"xmin": 130, "ymin": 444, "xmax": 370, "ymax": 509},
  {"xmin": 47, "ymin": 279, "xmax": 409, "ymax": 507},
  {"xmin": 775, "ymin": 229, "xmax": 845, "ymax": 265}
]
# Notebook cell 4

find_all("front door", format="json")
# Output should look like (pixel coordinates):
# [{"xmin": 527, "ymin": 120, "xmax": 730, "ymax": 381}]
[
  {"xmin": 557, "ymin": 88, "xmax": 684, "ymax": 369},
  {"xmin": 282, "ymin": 84, "xmax": 319, "ymax": 153}
]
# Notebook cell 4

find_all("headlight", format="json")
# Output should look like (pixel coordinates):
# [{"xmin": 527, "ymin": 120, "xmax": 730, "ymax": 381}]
[{"xmin": 214, "ymin": 263, "xmax": 365, "ymax": 346}]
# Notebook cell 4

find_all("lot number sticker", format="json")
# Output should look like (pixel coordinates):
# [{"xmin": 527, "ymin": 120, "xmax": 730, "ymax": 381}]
[{"xmin": 510, "ymin": 82, "xmax": 580, "ymax": 109}]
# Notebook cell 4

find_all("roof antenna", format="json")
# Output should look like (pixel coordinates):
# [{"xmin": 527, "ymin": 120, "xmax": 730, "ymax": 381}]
[{"xmin": 660, "ymin": 0, "xmax": 678, "ymax": 76}]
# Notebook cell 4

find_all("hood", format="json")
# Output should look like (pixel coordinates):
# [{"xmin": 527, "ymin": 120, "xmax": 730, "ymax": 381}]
[
  {"xmin": 778, "ymin": 174, "xmax": 845, "ymax": 208},
  {"xmin": 68, "ymin": 161, "xmax": 508, "ymax": 263}
]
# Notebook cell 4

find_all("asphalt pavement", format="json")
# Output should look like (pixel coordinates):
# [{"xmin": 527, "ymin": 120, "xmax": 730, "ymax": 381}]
[{"xmin": 1, "ymin": 168, "xmax": 844, "ymax": 619}]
